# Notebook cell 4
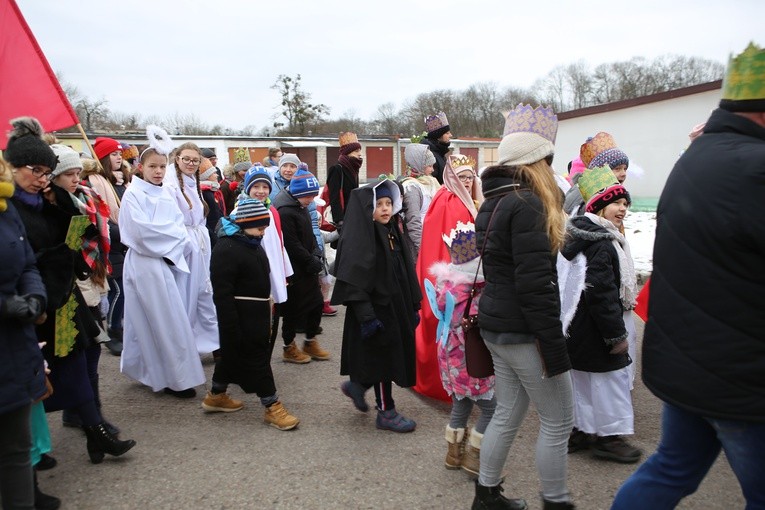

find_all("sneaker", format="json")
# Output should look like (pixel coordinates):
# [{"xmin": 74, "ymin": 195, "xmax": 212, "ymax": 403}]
[
  {"xmin": 567, "ymin": 428, "xmax": 593, "ymax": 453},
  {"xmin": 591, "ymin": 435, "xmax": 642, "ymax": 463},
  {"xmin": 341, "ymin": 381, "xmax": 369, "ymax": 412},
  {"xmin": 322, "ymin": 301, "xmax": 338, "ymax": 316},
  {"xmin": 163, "ymin": 387, "xmax": 197, "ymax": 398},
  {"xmin": 283, "ymin": 342, "xmax": 311, "ymax": 364},
  {"xmin": 202, "ymin": 391, "xmax": 244, "ymax": 413},
  {"xmin": 264, "ymin": 402, "xmax": 300, "ymax": 431},
  {"xmin": 302, "ymin": 340, "xmax": 330, "ymax": 360},
  {"xmin": 376, "ymin": 408, "xmax": 416, "ymax": 433}
]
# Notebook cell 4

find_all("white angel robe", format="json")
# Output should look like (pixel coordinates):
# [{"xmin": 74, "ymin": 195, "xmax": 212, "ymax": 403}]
[
  {"xmin": 164, "ymin": 173, "xmax": 219, "ymax": 354},
  {"xmin": 119, "ymin": 177, "xmax": 205, "ymax": 392}
]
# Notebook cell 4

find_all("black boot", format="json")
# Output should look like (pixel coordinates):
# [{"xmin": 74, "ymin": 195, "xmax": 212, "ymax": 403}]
[
  {"xmin": 543, "ymin": 500, "xmax": 575, "ymax": 509},
  {"xmin": 472, "ymin": 480, "xmax": 527, "ymax": 510},
  {"xmin": 105, "ymin": 329, "xmax": 123, "ymax": 356},
  {"xmin": 83, "ymin": 423, "xmax": 136, "ymax": 464},
  {"xmin": 34, "ymin": 472, "xmax": 61, "ymax": 510}
]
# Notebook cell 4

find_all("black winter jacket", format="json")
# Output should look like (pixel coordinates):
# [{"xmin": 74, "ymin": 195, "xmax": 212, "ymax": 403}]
[
  {"xmin": 272, "ymin": 190, "xmax": 322, "ymax": 279},
  {"xmin": 560, "ymin": 216, "xmax": 630, "ymax": 373},
  {"xmin": 476, "ymin": 166, "xmax": 571, "ymax": 377},
  {"xmin": 644, "ymin": 108, "xmax": 765, "ymax": 423},
  {"xmin": 326, "ymin": 162, "xmax": 359, "ymax": 226},
  {"xmin": 420, "ymin": 138, "xmax": 450, "ymax": 184}
]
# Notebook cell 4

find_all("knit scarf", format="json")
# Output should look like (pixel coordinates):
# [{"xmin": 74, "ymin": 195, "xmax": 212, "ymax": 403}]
[
  {"xmin": 71, "ymin": 185, "xmax": 112, "ymax": 275},
  {"xmin": 13, "ymin": 187, "xmax": 43, "ymax": 211},
  {"xmin": 586, "ymin": 213, "xmax": 638, "ymax": 310},
  {"xmin": 338, "ymin": 154, "xmax": 362, "ymax": 184},
  {"xmin": 113, "ymin": 170, "xmax": 125, "ymax": 186},
  {"xmin": 0, "ymin": 181, "xmax": 13, "ymax": 212}
]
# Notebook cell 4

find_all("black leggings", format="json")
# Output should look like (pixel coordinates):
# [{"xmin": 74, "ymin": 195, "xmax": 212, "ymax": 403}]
[
  {"xmin": 355, "ymin": 380, "xmax": 394, "ymax": 411},
  {"xmin": 0, "ymin": 404, "xmax": 34, "ymax": 509}
]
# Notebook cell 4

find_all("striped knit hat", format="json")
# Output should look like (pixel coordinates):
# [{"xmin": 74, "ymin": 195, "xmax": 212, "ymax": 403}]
[{"xmin": 232, "ymin": 198, "xmax": 270, "ymax": 229}]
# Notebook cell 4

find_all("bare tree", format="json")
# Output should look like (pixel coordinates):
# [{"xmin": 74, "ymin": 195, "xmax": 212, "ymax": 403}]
[
  {"xmin": 76, "ymin": 97, "xmax": 110, "ymax": 132},
  {"xmin": 271, "ymin": 74, "xmax": 330, "ymax": 135}
]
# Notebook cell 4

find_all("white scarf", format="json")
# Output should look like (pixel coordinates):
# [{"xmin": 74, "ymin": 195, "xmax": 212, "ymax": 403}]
[{"xmin": 585, "ymin": 212, "xmax": 638, "ymax": 310}]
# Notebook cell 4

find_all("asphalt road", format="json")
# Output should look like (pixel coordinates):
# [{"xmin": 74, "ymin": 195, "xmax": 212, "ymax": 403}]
[{"xmin": 37, "ymin": 310, "xmax": 744, "ymax": 509}]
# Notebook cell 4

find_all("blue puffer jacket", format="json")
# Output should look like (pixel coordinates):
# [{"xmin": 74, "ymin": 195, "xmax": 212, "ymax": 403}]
[{"xmin": 0, "ymin": 202, "xmax": 47, "ymax": 415}]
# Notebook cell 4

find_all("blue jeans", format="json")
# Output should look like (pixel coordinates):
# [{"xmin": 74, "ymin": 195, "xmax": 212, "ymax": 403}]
[{"xmin": 611, "ymin": 403, "xmax": 765, "ymax": 509}]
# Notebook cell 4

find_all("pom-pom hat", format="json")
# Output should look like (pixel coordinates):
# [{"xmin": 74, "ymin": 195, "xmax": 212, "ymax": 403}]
[
  {"xmin": 577, "ymin": 165, "xmax": 631, "ymax": 214},
  {"xmin": 93, "ymin": 137, "xmax": 123, "ymax": 160},
  {"xmin": 497, "ymin": 104, "xmax": 557, "ymax": 166},
  {"xmin": 720, "ymin": 42, "xmax": 765, "ymax": 112},
  {"xmin": 288, "ymin": 168, "xmax": 320, "ymax": 198},
  {"xmin": 232, "ymin": 198, "xmax": 270, "ymax": 230},
  {"xmin": 339, "ymin": 132, "xmax": 362, "ymax": 155},
  {"xmin": 4, "ymin": 117, "xmax": 58, "ymax": 171}
]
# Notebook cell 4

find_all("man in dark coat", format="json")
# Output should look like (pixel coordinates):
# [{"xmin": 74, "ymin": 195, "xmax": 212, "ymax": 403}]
[
  {"xmin": 421, "ymin": 111, "xmax": 452, "ymax": 184},
  {"xmin": 612, "ymin": 42, "xmax": 765, "ymax": 509}
]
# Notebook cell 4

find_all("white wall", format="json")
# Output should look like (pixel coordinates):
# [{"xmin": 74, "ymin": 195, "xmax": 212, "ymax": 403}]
[{"xmin": 555, "ymin": 89, "xmax": 721, "ymax": 197}]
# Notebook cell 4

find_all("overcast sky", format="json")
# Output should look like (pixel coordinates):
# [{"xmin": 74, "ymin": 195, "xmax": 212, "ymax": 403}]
[{"xmin": 16, "ymin": 0, "xmax": 763, "ymax": 132}]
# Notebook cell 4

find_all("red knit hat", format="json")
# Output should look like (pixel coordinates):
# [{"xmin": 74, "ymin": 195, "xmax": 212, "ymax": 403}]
[{"xmin": 94, "ymin": 137, "xmax": 123, "ymax": 160}]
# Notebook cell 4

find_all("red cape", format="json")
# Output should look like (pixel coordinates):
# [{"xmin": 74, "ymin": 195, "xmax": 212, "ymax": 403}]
[
  {"xmin": 634, "ymin": 277, "xmax": 650, "ymax": 322},
  {"xmin": 413, "ymin": 187, "xmax": 474, "ymax": 402}
]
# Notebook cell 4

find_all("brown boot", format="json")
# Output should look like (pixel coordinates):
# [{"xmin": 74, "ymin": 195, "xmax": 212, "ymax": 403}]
[
  {"xmin": 445, "ymin": 425, "xmax": 466, "ymax": 469},
  {"xmin": 302, "ymin": 339, "xmax": 330, "ymax": 360},
  {"xmin": 264, "ymin": 402, "xmax": 300, "ymax": 431},
  {"xmin": 462, "ymin": 428, "xmax": 482, "ymax": 476},
  {"xmin": 283, "ymin": 341, "xmax": 311, "ymax": 364}
]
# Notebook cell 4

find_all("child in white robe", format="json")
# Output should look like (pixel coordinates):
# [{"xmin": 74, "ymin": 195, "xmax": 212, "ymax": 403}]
[
  {"xmin": 120, "ymin": 146, "xmax": 205, "ymax": 398},
  {"xmin": 163, "ymin": 142, "xmax": 219, "ymax": 355}
]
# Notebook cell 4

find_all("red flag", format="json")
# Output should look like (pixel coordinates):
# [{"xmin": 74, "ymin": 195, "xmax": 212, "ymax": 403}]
[{"xmin": 0, "ymin": 0, "xmax": 78, "ymax": 149}]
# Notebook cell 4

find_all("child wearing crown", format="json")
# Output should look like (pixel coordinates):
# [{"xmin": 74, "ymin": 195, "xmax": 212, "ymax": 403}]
[
  {"xmin": 332, "ymin": 179, "xmax": 422, "ymax": 432},
  {"xmin": 425, "ymin": 222, "xmax": 495, "ymax": 475},
  {"xmin": 414, "ymin": 154, "xmax": 483, "ymax": 402}
]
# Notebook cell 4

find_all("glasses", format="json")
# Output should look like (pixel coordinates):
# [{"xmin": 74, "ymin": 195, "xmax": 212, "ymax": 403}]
[
  {"xmin": 180, "ymin": 157, "xmax": 201, "ymax": 166},
  {"xmin": 457, "ymin": 174, "xmax": 475, "ymax": 183},
  {"xmin": 25, "ymin": 165, "xmax": 53, "ymax": 179}
]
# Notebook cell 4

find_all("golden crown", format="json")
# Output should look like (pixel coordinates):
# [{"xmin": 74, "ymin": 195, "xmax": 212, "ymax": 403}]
[
  {"xmin": 721, "ymin": 42, "xmax": 765, "ymax": 102},
  {"xmin": 449, "ymin": 154, "xmax": 476, "ymax": 170},
  {"xmin": 442, "ymin": 221, "xmax": 479, "ymax": 265},
  {"xmin": 579, "ymin": 132, "xmax": 617, "ymax": 168},
  {"xmin": 425, "ymin": 112, "xmax": 449, "ymax": 133},
  {"xmin": 502, "ymin": 103, "xmax": 557, "ymax": 142},
  {"xmin": 339, "ymin": 131, "xmax": 359, "ymax": 147}
]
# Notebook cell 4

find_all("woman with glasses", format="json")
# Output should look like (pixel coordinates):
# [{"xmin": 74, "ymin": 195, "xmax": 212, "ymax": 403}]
[
  {"xmin": 5, "ymin": 117, "xmax": 136, "ymax": 465},
  {"xmin": 162, "ymin": 142, "xmax": 219, "ymax": 397},
  {"xmin": 413, "ymin": 154, "xmax": 483, "ymax": 403}
]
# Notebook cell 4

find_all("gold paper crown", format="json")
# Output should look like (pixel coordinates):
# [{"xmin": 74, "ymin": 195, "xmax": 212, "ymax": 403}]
[
  {"xmin": 721, "ymin": 42, "xmax": 765, "ymax": 103},
  {"xmin": 579, "ymin": 132, "xmax": 617, "ymax": 168},
  {"xmin": 502, "ymin": 104, "xmax": 557, "ymax": 142},
  {"xmin": 576, "ymin": 165, "xmax": 619, "ymax": 204},
  {"xmin": 425, "ymin": 112, "xmax": 449, "ymax": 133},
  {"xmin": 449, "ymin": 154, "xmax": 476, "ymax": 171},
  {"xmin": 233, "ymin": 147, "xmax": 250, "ymax": 163},
  {"xmin": 442, "ymin": 221, "xmax": 479, "ymax": 265},
  {"xmin": 339, "ymin": 131, "xmax": 359, "ymax": 147}
]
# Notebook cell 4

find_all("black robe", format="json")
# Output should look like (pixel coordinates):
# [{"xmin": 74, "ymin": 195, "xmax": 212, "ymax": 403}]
[{"xmin": 331, "ymin": 181, "xmax": 421, "ymax": 386}]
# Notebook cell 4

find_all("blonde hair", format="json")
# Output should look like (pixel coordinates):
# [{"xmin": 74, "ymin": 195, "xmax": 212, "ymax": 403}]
[
  {"xmin": 513, "ymin": 159, "xmax": 566, "ymax": 252},
  {"xmin": 0, "ymin": 158, "xmax": 12, "ymax": 183}
]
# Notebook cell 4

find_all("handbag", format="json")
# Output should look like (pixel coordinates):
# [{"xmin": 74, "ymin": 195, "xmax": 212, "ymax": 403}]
[
  {"xmin": 462, "ymin": 192, "xmax": 512, "ymax": 378},
  {"xmin": 318, "ymin": 169, "xmax": 344, "ymax": 232}
]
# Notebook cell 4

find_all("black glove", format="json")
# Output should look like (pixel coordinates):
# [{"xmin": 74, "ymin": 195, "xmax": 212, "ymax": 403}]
[
  {"xmin": 361, "ymin": 318, "xmax": 385, "ymax": 340},
  {"xmin": 1, "ymin": 294, "xmax": 44, "ymax": 323},
  {"xmin": 307, "ymin": 255, "xmax": 323, "ymax": 275},
  {"xmin": 413, "ymin": 311, "xmax": 421, "ymax": 328}
]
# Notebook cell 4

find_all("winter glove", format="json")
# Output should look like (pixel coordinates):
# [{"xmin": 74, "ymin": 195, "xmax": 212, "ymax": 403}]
[
  {"xmin": 413, "ymin": 311, "xmax": 421, "ymax": 328},
  {"xmin": 306, "ymin": 255, "xmax": 323, "ymax": 275},
  {"xmin": 1, "ymin": 294, "xmax": 45, "ymax": 323},
  {"xmin": 360, "ymin": 318, "xmax": 385, "ymax": 340}
]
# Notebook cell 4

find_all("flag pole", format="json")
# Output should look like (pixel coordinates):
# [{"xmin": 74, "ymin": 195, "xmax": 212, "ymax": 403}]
[{"xmin": 75, "ymin": 123, "xmax": 104, "ymax": 171}]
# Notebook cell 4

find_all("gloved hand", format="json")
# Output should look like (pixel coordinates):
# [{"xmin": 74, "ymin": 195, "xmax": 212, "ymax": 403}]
[
  {"xmin": 413, "ymin": 311, "xmax": 421, "ymax": 327},
  {"xmin": 361, "ymin": 318, "xmax": 385, "ymax": 340},
  {"xmin": 306, "ymin": 254, "xmax": 323, "ymax": 275},
  {"xmin": 1, "ymin": 294, "xmax": 44, "ymax": 323}
]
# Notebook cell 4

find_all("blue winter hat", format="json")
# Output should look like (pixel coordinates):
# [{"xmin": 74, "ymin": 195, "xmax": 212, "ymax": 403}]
[
  {"xmin": 288, "ymin": 168, "xmax": 320, "ymax": 197},
  {"xmin": 244, "ymin": 164, "xmax": 272, "ymax": 195}
]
